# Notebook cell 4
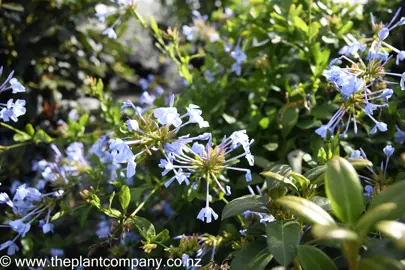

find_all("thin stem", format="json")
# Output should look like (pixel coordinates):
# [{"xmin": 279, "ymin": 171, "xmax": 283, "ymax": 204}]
[{"xmin": 129, "ymin": 185, "xmax": 161, "ymax": 217}]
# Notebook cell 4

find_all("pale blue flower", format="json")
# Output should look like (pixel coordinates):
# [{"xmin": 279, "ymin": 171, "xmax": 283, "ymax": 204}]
[
  {"xmin": 378, "ymin": 28, "xmax": 390, "ymax": 40},
  {"xmin": 126, "ymin": 119, "xmax": 139, "ymax": 131},
  {"xmin": 0, "ymin": 240, "xmax": 19, "ymax": 256},
  {"xmin": 396, "ymin": 51, "xmax": 405, "ymax": 65},
  {"xmin": 383, "ymin": 145, "xmax": 395, "ymax": 157},
  {"xmin": 50, "ymin": 248, "xmax": 64, "ymax": 257},
  {"xmin": 197, "ymin": 206, "xmax": 218, "ymax": 223},
  {"xmin": 394, "ymin": 126, "xmax": 405, "ymax": 144},
  {"xmin": 153, "ymin": 107, "xmax": 182, "ymax": 127},
  {"xmin": 102, "ymin": 27, "xmax": 117, "ymax": 39},
  {"xmin": 9, "ymin": 78, "xmax": 25, "ymax": 93},
  {"xmin": 9, "ymin": 219, "xmax": 31, "ymax": 237},
  {"xmin": 140, "ymin": 91, "xmax": 156, "ymax": 105}
]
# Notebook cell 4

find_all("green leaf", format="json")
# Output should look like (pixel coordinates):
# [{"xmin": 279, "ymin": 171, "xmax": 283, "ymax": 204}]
[
  {"xmin": 276, "ymin": 196, "xmax": 335, "ymax": 225},
  {"xmin": 312, "ymin": 224, "xmax": 359, "ymax": 242},
  {"xmin": 325, "ymin": 157, "xmax": 364, "ymax": 224},
  {"xmin": 303, "ymin": 165, "xmax": 326, "ymax": 182},
  {"xmin": 288, "ymin": 172, "xmax": 310, "ymax": 190},
  {"xmin": 266, "ymin": 221, "xmax": 300, "ymax": 266},
  {"xmin": 154, "ymin": 229, "xmax": 170, "ymax": 243},
  {"xmin": 376, "ymin": 221, "xmax": 405, "ymax": 250},
  {"xmin": 297, "ymin": 245, "xmax": 338, "ymax": 270},
  {"xmin": 150, "ymin": 17, "xmax": 159, "ymax": 35},
  {"xmin": 13, "ymin": 132, "xmax": 31, "ymax": 142},
  {"xmin": 119, "ymin": 185, "xmax": 131, "ymax": 213},
  {"xmin": 222, "ymin": 195, "xmax": 267, "ymax": 219},
  {"xmin": 25, "ymin": 124, "xmax": 35, "ymax": 136},
  {"xmin": 231, "ymin": 240, "xmax": 273, "ymax": 270},
  {"xmin": 359, "ymin": 257, "xmax": 404, "ymax": 270},
  {"xmin": 33, "ymin": 129, "xmax": 53, "ymax": 144},
  {"xmin": 129, "ymin": 216, "xmax": 156, "ymax": 240},
  {"xmin": 355, "ymin": 203, "xmax": 397, "ymax": 238},
  {"xmin": 369, "ymin": 180, "xmax": 405, "ymax": 220},
  {"xmin": 51, "ymin": 211, "xmax": 65, "ymax": 222},
  {"xmin": 348, "ymin": 158, "xmax": 373, "ymax": 169},
  {"xmin": 1, "ymin": 3, "xmax": 24, "ymax": 11},
  {"xmin": 294, "ymin": 17, "xmax": 308, "ymax": 34},
  {"xmin": 261, "ymin": 171, "xmax": 299, "ymax": 193},
  {"xmin": 279, "ymin": 106, "xmax": 299, "ymax": 138}
]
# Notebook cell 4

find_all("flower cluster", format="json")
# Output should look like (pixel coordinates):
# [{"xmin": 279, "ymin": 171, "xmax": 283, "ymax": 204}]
[
  {"xmin": 0, "ymin": 67, "xmax": 26, "ymax": 122},
  {"xmin": 182, "ymin": 10, "xmax": 220, "ymax": 43},
  {"xmin": 229, "ymin": 38, "xmax": 247, "ymax": 76},
  {"xmin": 108, "ymin": 96, "xmax": 210, "ymax": 178},
  {"xmin": 95, "ymin": 0, "xmax": 135, "ymax": 39},
  {"xmin": 138, "ymin": 74, "xmax": 165, "ymax": 106},
  {"xmin": 315, "ymin": 9, "xmax": 405, "ymax": 138},
  {"xmin": 349, "ymin": 145, "xmax": 395, "ymax": 199},
  {"xmin": 159, "ymin": 130, "xmax": 254, "ymax": 223},
  {"xmin": 0, "ymin": 185, "xmax": 63, "ymax": 255}
]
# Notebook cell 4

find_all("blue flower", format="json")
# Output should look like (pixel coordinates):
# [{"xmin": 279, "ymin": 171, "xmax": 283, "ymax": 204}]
[
  {"xmin": 0, "ymin": 241, "xmax": 19, "ymax": 256},
  {"xmin": 153, "ymin": 107, "xmax": 182, "ymax": 127},
  {"xmin": 102, "ymin": 27, "xmax": 117, "ymax": 39},
  {"xmin": 9, "ymin": 78, "xmax": 25, "ymax": 94},
  {"xmin": 182, "ymin": 25, "xmax": 199, "ymax": 41},
  {"xmin": 339, "ymin": 41, "xmax": 366, "ymax": 56},
  {"xmin": 394, "ymin": 126, "xmax": 405, "ymax": 144},
  {"xmin": 0, "ymin": 99, "xmax": 26, "ymax": 122},
  {"xmin": 96, "ymin": 220, "xmax": 110, "ymax": 238},
  {"xmin": 126, "ymin": 119, "xmax": 139, "ymax": 131},
  {"xmin": 378, "ymin": 27, "xmax": 390, "ymax": 40},
  {"xmin": 396, "ymin": 51, "xmax": 405, "ymax": 64},
  {"xmin": 197, "ymin": 206, "xmax": 218, "ymax": 223},
  {"xmin": 50, "ymin": 248, "xmax": 64, "ymax": 257},
  {"xmin": 383, "ymin": 145, "xmax": 395, "ymax": 157},
  {"xmin": 349, "ymin": 150, "xmax": 363, "ymax": 160},
  {"xmin": 9, "ymin": 219, "xmax": 31, "ymax": 237}
]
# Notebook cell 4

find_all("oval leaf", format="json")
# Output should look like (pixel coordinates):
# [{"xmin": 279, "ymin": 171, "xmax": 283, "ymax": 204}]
[
  {"xmin": 325, "ymin": 157, "xmax": 364, "ymax": 224},
  {"xmin": 369, "ymin": 180, "xmax": 405, "ymax": 220},
  {"xmin": 231, "ymin": 240, "xmax": 273, "ymax": 270},
  {"xmin": 297, "ymin": 245, "xmax": 338, "ymax": 270},
  {"xmin": 222, "ymin": 195, "xmax": 267, "ymax": 219},
  {"xmin": 348, "ymin": 158, "xmax": 373, "ymax": 169},
  {"xmin": 312, "ymin": 224, "xmax": 359, "ymax": 242},
  {"xmin": 276, "ymin": 196, "xmax": 335, "ymax": 225},
  {"xmin": 355, "ymin": 203, "xmax": 397, "ymax": 238},
  {"xmin": 266, "ymin": 221, "xmax": 301, "ymax": 266},
  {"xmin": 359, "ymin": 257, "xmax": 404, "ymax": 270},
  {"xmin": 119, "ymin": 185, "xmax": 131, "ymax": 213},
  {"xmin": 376, "ymin": 221, "xmax": 405, "ymax": 250}
]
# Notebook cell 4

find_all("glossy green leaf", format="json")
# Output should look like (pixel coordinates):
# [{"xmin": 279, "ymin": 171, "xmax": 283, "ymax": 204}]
[
  {"xmin": 355, "ymin": 203, "xmax": 397, "ymax": 238},
  {"xmin": 277, "ymin": 196, "xmax": 335, "ymax": 225},
  {"xmin": 325, "ymin": 157, "xmax": 364, "ymax": 224},
  {"xmin": 359, "ymin": 257, "xmax": 404, "ymax": 270},
  {"xmin": 369, "ymin": 180, "xmax": 405, "ymax": 220},
  {"xmin": 348, "ymin": 158, "xmax": 373, "ymax": 169},
  {"xmin": 129, "ymin": 216, "xmax": 156, "ymax": 240},
  {"xmin": 222, "ymin": 195, "xmax": 267, "ymax": 219},
  {"xmin": 231, "ymin": 240, "xmax": 273, "ymax": 270},
  {"xmin": 297, "ymin": 245, "xmax": 338, "ymax": 270},
  {"xmin": 119, "ymin": 185, "xmax": 131, "ymax": 213},
  {"xmin": 266, "ymin": 221, "xmax": 300, "ymax": 266},
  {"xmin": 288, "ymin": 172, "xmax": 310, "ymax": 190},
  {"xmin": 261, "ymin": 171, "xmax": 299, "ymax": 193},
  {"xmin": 312, "ymin": 224, "xmax": 359, "ymax": 242},
  {"xmin": 376, "ymin": 221, "xmax": 405, "ymax": 250}
]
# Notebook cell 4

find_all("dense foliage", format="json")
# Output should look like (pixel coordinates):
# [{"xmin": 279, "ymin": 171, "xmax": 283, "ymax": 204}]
[{"xmin": 2, "ymin": 0, "xmax": 405, "ymax": 269}]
